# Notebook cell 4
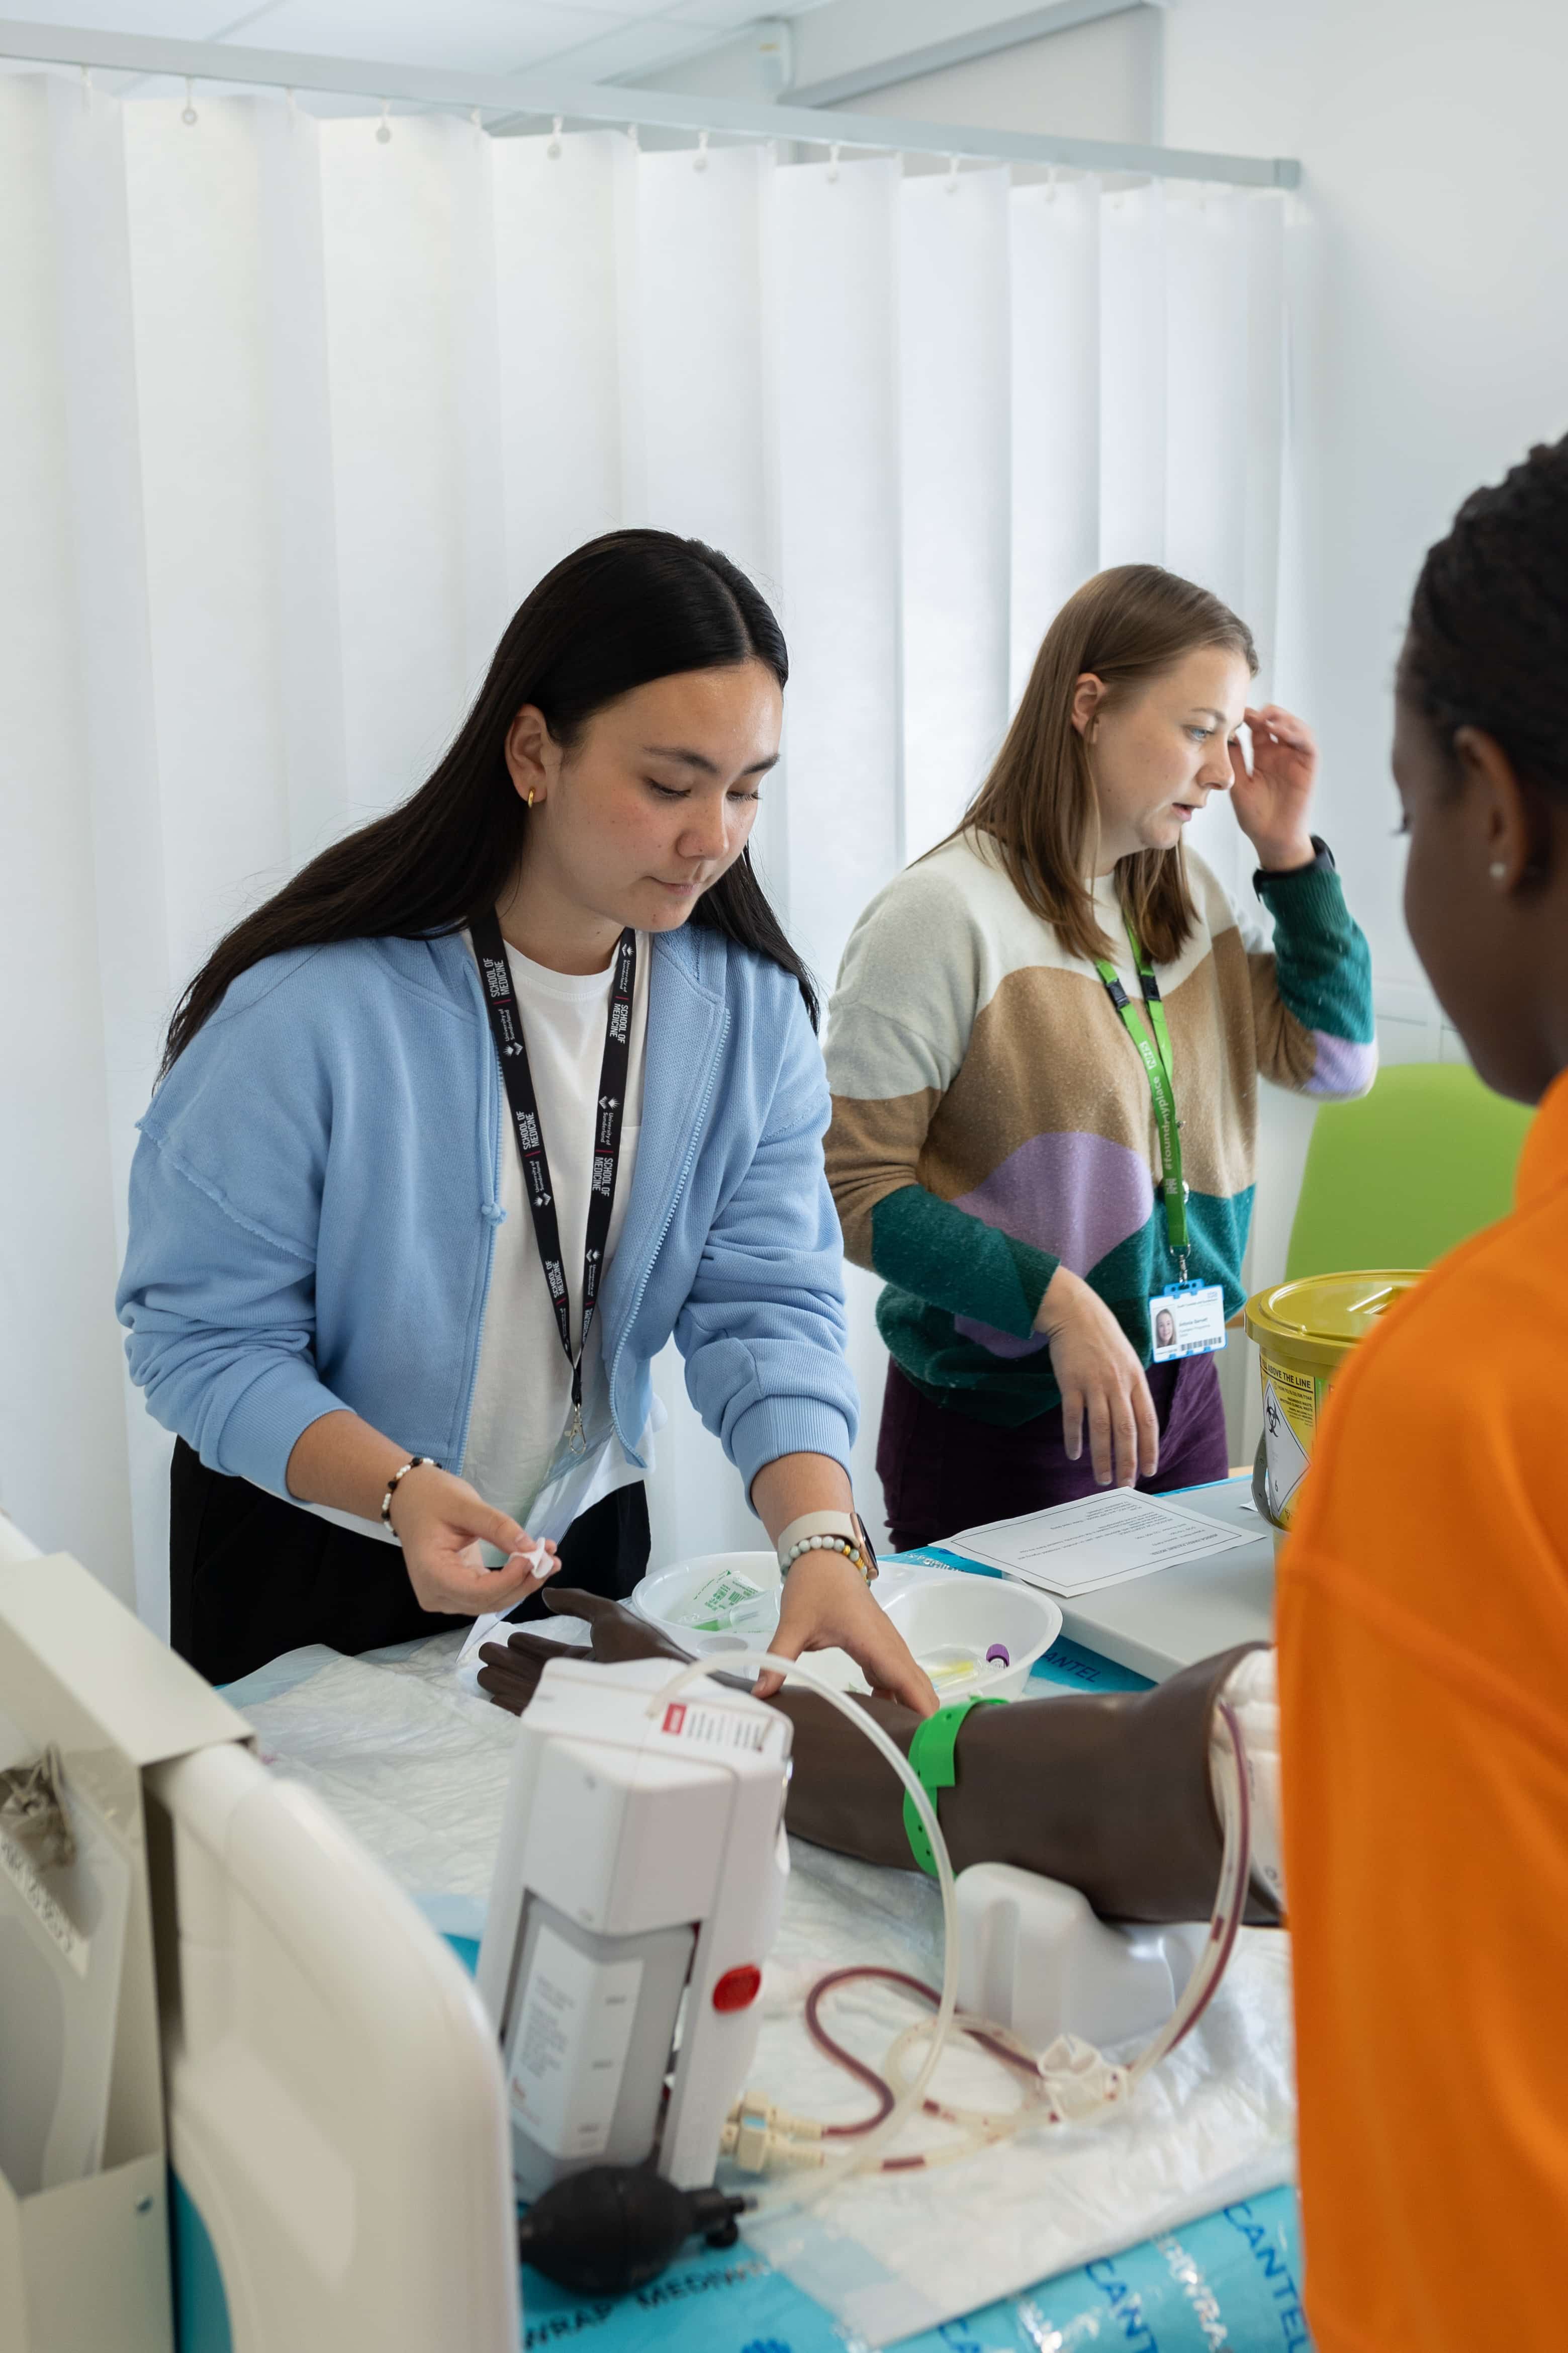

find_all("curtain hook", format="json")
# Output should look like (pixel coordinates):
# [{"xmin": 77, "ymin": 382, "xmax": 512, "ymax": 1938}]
[
  {"xmin": 626, "ymin": 122, "xmax": 639, "ymax": 150},
  {"xmin": 376, "ymin": 98, "xmax": 392, "ymax": 145},
  {"xmin": 945, "ymin": 152, "xmax": 961, "ymax": 194},
  {"xmin": 471, "ymin": 106, "xmax": 482, "ymax": 137},
  {"xmin": 1046, "ymin": 163, "xmax": 1058, "ymax": 203},
  {"xmin": 79, "ymin": 61, "xmax": 91, "ymax": 110},
  {"xmin": 547, "ymin": 114, "xmax": 563, "ymax": 158},
  {"xmin": 826, "ymin": 140, "xmax": 841, "ymax": 183},
  {"xmin": 181, "ymin": 75, "xmax": 198, "ymax": 127},
  {"xmin": 694, "ymin": 127, "xmax": 709, "ymax": 172},
  {"xmin": 285, "ymin": 85, "xmax": 297, "ymax": 121}
]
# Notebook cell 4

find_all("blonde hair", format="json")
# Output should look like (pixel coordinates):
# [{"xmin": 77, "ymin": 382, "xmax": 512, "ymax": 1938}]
[{"xmin": 953, "ymin": 564, "xmax": 1257, "ymax": 967}]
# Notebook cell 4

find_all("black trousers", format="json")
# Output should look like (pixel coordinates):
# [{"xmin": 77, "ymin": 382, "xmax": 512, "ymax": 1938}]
[{"xmin": 169, "ymin": 1436, "xmax": 652, "ymax": 1686}]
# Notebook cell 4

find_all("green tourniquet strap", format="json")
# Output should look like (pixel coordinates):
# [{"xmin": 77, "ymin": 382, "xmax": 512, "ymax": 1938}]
[
  {"xmin": 902, "ymin": 1697, "xmax": 1006, "ymax": 1878},
  {"xmin": 1094, "ymin": 918, "xmax": 1187, "ymax": 1259}
]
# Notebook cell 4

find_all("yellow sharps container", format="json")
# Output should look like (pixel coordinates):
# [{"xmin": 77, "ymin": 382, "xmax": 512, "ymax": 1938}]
[{"xmin": 1243, "ymin": 1272, "xmax": 1424, "ymax": 1528}]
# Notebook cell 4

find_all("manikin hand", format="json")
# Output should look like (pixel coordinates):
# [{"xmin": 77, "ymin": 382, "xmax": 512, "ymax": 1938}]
[
  {"xmin": 476, "ymin": 1578, "xmax": 938, "ymax": 1719},
  {"xmin": 477, "ymin": 1587, "xmax": 689, "ymax": 1714},
  {"xmin": 1228, "ymin": 705, "xmax": 1319, "ymax": 872},
  {"xmin": 477, "ymin": 1592, "xmax": 1277, "ymax": 1928}
]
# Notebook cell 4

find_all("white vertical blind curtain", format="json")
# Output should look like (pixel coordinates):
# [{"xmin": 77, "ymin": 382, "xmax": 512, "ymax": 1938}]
[{"xmin": 0, "ymin": 72, "xmax": 1290, "ymax": 1626}]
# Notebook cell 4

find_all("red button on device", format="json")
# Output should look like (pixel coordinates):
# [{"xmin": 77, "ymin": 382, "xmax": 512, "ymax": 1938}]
[{"xmin": 711, "ymin": 1965, "xmax": 762, "ymax": 2013}]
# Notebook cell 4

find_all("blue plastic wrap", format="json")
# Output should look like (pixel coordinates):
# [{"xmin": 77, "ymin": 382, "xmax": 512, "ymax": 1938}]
[{"xmin": 516, "ymin": 2183, "xmax": 1311, "ymax": 2350}]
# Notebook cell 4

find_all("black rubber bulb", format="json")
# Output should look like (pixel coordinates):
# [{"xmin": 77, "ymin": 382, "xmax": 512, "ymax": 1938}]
[{"xmin": 516, "ymin": 2166, "xmax": 750, "ymax": 2298}]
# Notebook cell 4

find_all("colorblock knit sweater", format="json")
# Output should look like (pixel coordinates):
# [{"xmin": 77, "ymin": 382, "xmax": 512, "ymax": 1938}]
[{"xmin": 825, "ymin": 830, "xmax": 1376, "ymax": 1425}]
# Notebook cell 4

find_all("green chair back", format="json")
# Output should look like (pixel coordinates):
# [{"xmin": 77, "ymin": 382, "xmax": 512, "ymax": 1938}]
[{"xmin": 1283, "ymin": 1060, "xmax": 1535, "ymax": 1281}]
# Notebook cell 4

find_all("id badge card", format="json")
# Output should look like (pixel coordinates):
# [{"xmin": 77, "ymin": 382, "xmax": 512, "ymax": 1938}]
[{"xmin": 1149, "ymin": 1280, "xmax": 1227, "ymax": 1363}]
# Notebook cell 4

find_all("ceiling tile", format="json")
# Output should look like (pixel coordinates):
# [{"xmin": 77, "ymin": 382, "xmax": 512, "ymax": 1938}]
[
  {"xmin": 573, "ymin": 0, "xmax": 694, "ymax": 18},
  {"xmin": 656, "ymin": 1, "xmax": 774, "ymax": 23},
  {"xmin": 224, "ymin": 0, "xmax": 629, "ymax": 73},
  {"xmin": 0, "ymin": 0, "xmax": 836, "ymax": 77},
  {"xmin": 0, "ymin": 0, "xmax": 239, "ymax": 32},
  {"xmin": 527, "ymin": 16, "xmax": 711, "ymax": 79},
  {"xmin": 658, "ymin": 0, "xmax": 833, "ymax": 24}
]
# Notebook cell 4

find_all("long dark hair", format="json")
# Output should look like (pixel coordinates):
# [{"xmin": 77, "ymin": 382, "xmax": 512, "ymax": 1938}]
[
  {"xmin": 1404, "ymin": 433, "xmax": 1568, "ymax": 805},
  {"xmin": 160, "ymin": 530, "xmax": 814, "ymax": 1077},
  {"xmin": 951, "ymin": 565, "xmax": 1257, "ymax": 967}
]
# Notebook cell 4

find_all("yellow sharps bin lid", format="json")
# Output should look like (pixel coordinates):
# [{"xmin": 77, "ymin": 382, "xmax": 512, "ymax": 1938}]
[{"xmin": 1243, "ymin": 1270, "xmax": 1425, "ymax": 1375}]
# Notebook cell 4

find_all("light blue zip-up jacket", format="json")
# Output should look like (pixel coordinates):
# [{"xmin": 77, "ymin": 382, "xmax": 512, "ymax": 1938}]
[{"xmin": 116, "ymin": 925, "xmax": 857, "ymax": 1503}]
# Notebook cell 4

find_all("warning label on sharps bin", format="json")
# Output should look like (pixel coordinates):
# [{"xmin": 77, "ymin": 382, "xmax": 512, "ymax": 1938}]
[{"xmin": 1260, "ymin": 1358, "xmax": 1320, "ymax": 1523}]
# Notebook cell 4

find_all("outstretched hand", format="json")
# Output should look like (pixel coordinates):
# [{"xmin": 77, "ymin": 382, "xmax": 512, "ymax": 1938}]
[
  {"xmin": 476, "ymin": 1587, "xmax": 691, "ymax": 1716},
  {"xmin": 755, "ymin": 1549, "xmax": 939, "ymax": 1717},
  {"xmin": 474, "ymin": 1569, "xmax": 940, "ymax": 1723}
]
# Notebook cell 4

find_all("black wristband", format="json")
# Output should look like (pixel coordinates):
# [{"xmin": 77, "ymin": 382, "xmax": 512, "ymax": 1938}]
[{"xmin": 1253, "ymin": 834, "xmax": 1335, "ymax": 891}]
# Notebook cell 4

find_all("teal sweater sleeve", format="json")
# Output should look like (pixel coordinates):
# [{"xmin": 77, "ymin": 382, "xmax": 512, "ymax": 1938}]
[
  {"xmin": 1256, "ymin": 849, "xmax": 1375, "ymax": 1046},
  {"xmin": 869, "ymin": 1183, "xmax": 1058, "ymax": 1340}
]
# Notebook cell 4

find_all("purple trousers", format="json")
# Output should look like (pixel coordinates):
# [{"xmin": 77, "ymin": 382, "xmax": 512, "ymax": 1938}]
[{"xmin": 876, "ymin": 1352, "xmax": 1231, "ymax": 1555}]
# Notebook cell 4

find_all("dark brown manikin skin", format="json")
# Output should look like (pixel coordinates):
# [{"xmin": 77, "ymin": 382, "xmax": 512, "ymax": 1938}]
[{"xmin": 479, "ymin": 1589, "xmax": 1278, "ymax": 1927}]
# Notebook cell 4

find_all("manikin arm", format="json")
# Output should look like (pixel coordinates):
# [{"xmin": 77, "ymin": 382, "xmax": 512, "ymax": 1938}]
[{"xmin": 478, "ymin": 1591, "xmax": 1280, "ymax": 1928}]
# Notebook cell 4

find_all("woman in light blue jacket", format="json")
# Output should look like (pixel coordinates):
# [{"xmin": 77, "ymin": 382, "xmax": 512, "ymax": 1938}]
[{"xmin": 119, "ymin": 530, "xmax": 934, "ymax": 1712}]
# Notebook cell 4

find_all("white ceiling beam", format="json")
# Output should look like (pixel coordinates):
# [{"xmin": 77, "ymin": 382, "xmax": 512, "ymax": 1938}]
[
  {"xmin": 0, "ymin": 17, "xmax": 1296, "ymax": 187},
  {"xmin": 790, "ymin": 0, "xmax": 1160, "ymax": 109}
]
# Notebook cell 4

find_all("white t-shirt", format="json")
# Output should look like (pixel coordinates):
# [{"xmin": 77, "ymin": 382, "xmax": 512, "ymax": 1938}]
[
  {"xmin": 459, "ymin": 931, "xmax": 650, "ymax": 1531},
  {"xmin": 301, "ymin": 930, "xmax": 649, "ymax": 1546}
]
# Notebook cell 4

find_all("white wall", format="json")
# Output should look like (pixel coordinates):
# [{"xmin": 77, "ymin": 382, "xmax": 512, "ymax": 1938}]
[
  {"xmin": 1165, "ymin": 0, "xmax": 1568, "ymax": 997},
  {"xmin": 827, "ymin": 10, "xmax": 1159, "ymax": 144},
  {"xmin": 1161, "ymin": 0, "xmax": 1568, "ymax": 1453}
]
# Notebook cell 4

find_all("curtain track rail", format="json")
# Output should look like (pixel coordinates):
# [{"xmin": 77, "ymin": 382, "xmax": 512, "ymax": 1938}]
[{"xmin": 0, "ymin": 17, "xmax": 1300, "ymax": 190}]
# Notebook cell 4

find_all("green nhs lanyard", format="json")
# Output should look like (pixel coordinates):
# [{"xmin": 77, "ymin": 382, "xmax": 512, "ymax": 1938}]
[{"xmin": 1094, "ymin": 921, "xmax": 1190, "ymax": 1282}]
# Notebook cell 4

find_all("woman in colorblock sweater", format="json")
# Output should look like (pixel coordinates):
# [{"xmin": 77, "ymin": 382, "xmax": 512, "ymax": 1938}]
[{"xmin": 825, "ymin": 566, "xmax": 1376, "ymax": 1549}]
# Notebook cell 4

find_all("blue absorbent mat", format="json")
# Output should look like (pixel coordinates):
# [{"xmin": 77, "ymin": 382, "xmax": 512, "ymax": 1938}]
[{"xmin": 516, "ymin": 2184, "xmax": 1311, "ymax": 2351}]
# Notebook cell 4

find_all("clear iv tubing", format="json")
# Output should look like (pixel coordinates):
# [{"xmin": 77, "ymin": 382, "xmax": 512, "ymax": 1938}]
[
  {"xmin": 646, "ymin": 1649, "xmax": 962, "ymax": 2212},
  {"xmin": 1125, "ymin": 1696, "xmax": 1251, "ymax": 2085},
  {"xmin": 645, "ymin": 1663, "xmax": 1251, "ymax": 2197},
  {"xmin": 870, "ymin": 1695, "xmax": 1254, "ymax": 2155}
]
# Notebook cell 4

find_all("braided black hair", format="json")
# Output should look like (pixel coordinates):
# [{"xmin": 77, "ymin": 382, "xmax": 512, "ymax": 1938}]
[{"xmin": 1404, "ymin": 432, "xmax": 1568, "ymax": 800}]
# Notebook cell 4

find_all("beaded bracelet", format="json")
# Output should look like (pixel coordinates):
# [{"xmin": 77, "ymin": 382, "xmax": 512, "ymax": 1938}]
[
  {"xmin": 775, "ymin": 1511, "xmax": 877, "ymax": 1587},
  {"xmin": 381, "ymin": 1454, "xmax": 434, "ymax": 1532},
  {"xmin": 781, "ymin": 1533, "xmax": 874, "ymax": 1584}
]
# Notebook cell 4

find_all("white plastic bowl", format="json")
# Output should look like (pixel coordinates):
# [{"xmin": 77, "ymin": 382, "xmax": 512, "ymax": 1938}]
[
  {"xmin": 633, "ymin": 1551, "xmax": 778, "ymax": 1642},
  {"xmin": 631, "ymin": 1551, "xmax": 870, "ymax": 1689},
  {"xmin": 880, "ymin": 1573, "xmax": 1062, "ymax": 1702},
  {"xmin": 633, "ymin": 1552, "xmax": 1061, "ymax": 1703}
]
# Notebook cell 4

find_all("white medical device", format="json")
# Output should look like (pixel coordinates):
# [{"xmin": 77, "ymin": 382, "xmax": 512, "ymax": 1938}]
[
  {"xmin": 956, "ymin": 1863, "xmax": 1207, "ymax": 2050},
  {"xmin": 0, "ymin": 1541, "xmax": 518, "ymax": 2353},
  {"xmin": 476, "ymin": 1654, "xmax": 791, "ymax": 2198}
]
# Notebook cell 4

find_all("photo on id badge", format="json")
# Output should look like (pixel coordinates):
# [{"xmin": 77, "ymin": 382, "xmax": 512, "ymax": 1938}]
[{"xmin": 1149, "ymin": 1283, "xmax": 1227, "ymax": 1363}]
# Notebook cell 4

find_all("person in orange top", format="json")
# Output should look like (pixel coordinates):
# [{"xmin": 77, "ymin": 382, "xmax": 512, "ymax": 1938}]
[{"xmin": 1280, "ymin": 432, "xmax": 1568, "ymax": 2346}]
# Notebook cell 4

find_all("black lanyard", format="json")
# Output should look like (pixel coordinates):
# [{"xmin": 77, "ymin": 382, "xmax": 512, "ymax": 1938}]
[{"xmin": 470, "ymin": 911, "xmax": 636, "ymax": 1456}]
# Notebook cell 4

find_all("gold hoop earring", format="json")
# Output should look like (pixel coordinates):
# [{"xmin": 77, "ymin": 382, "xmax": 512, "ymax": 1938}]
[{"xmin": 527, "ymin": 789, "xmax": 535, "ymax": 809}]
